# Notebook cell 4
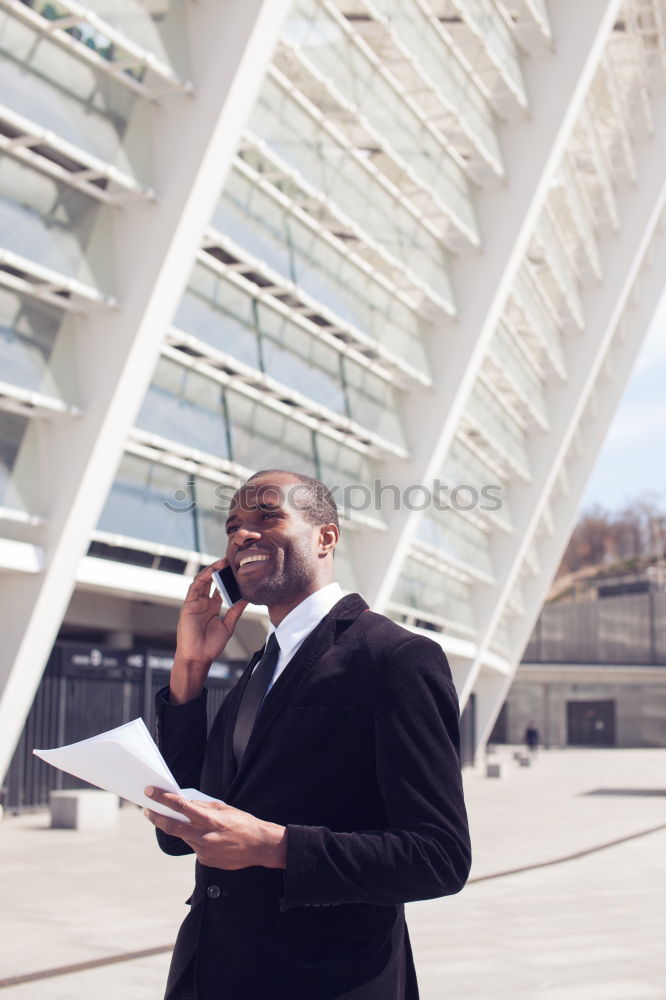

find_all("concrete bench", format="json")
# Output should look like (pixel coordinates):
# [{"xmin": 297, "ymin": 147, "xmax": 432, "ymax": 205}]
[
  {"xmin": 486, "ymin": 762, "xmax": 506, "ymax": 779},
  {"xmin": 49, "ymin": 790, "xmax": 119, "ymax": 831}
]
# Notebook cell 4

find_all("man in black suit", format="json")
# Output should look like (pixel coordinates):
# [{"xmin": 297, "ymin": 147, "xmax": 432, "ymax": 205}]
[{"xmin": 144, "ymin": 469, "xmax": 471, "ymax": 1000}]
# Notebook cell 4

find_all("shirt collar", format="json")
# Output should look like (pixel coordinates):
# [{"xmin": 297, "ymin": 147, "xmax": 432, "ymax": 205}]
[{"xmin": 268, "ymin": 582, "xmax": 344, "ymax": 661}]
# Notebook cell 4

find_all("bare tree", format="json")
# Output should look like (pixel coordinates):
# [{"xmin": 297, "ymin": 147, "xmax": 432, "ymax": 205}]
[{"xmin": 557, "ymin": 491, "xmax": 666, "ymax": 577}]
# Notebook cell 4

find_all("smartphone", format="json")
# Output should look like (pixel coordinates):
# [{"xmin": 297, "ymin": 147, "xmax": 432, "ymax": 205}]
[{"xmin": 211, "ymin": 565, "xmax": 243, "ymax": 607}]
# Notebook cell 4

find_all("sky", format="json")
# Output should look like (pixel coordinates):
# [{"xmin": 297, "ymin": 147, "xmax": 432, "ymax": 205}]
[{"xmin": 580, "ymin": 288, "xmax": 666, "ymax": 514}]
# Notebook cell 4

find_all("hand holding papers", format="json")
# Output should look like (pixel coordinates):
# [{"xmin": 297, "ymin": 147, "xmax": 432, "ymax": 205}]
[{"xmin": 34, "ymin": 718, "xmax": 220, "ymax": 823}]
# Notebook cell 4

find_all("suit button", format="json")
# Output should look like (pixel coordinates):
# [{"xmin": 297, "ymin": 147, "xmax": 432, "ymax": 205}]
[{"xmin": 207, "ymin": 885, "xmax": 221, "ymax": 899}]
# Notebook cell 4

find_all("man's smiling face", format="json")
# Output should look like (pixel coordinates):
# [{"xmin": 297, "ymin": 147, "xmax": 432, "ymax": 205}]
[{"xmin": 224, "ymin": 473, "xmax": 326, "ymax": 609}]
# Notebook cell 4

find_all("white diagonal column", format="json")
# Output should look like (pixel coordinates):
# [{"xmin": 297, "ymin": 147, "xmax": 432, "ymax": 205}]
[
  {"xmin": 460, "ymin": 111, "xmax": 666, "ymax": 704},
  {"xmin": 0, "ymin": 0, "xmax": 292, "ymax": 782},
  {"xmin": 350, "ymin": 0, "xmax": 622, "ymax": 611},
  {"xmin": 461, "ymin": 135, "xmax": 666, "ymax": 719},
  {"xmin": 473, "ymin": 222, "xmax": 666, "ymax": 750}
]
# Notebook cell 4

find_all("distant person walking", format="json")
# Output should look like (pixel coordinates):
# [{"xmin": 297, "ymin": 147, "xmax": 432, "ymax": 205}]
[{"xmin": 525, "ymin": 722, "xmax": 540, "ymax": 757}]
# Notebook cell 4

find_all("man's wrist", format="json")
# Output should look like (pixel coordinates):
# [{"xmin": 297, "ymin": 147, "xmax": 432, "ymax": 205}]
[
  {"xmin": 260, "ymin": 822, "xmax": 288, "ymax": 869},
  {"xmin": 169, "ymin": 654, "xmax": 212, "ymax": 705}
]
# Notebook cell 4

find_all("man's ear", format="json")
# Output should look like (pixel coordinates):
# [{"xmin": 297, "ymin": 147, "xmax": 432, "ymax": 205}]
[{"xmin": 319, "ymin": 523, "xmax": 339, "ymax": 555}]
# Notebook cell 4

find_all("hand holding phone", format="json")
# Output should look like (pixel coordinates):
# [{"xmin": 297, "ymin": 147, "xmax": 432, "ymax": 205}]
[
  {"xmin": 212, "ymin": 564, "xmax": 243, "ymax": 607},
  {"xmin": 170, "ymin": 561, "xmax": 248, "ymax": 704}
]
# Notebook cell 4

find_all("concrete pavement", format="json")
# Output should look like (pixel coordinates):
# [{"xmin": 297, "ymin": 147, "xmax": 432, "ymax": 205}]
[{"xmin": 0, "ymin": 746, "xmax": 664, "ymax": 999}]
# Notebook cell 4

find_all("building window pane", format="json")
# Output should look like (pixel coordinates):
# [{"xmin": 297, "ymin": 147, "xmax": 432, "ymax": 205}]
[
  {"xmin": 0, "ymin": 13, "xmax": 138, "ymax": 158},
  {"xmin": 0, "ymin": 159, "xmax": 101, "ymax": 284},
  {"xmin": 256, "ymin": 302, "xmax": 346, "ymax": 413},
  {"xmin": 286, "ymin": 0, "xmax": 479, "ymax": 240},
  {"xmin": 213, "ymin": 169, "xmax": 293, "ymax": 279},
  {"xmin": 97, "ymin": 453, "xmax": 198, "ymax": 550},
  {"xmin": 226, "ymin": 391, "xmax": 317, "ymax": 474},
  {"xmin": 0, "ymin": 412, "xmax": 30, "ymax": 508},
  {"xmin": 418, "ymin": 509, "xmax": 493, "ymax": 578},
  {"xmin": 443, "ymin": 436, "xmax": 511, "ymax": 530},
  {"xmin": 466, "ymin": 379, "xmax": 529, "ymax": 477},
  {"xmin": 342, "ymin": 359, "xmax": 405, "ymax": 448},
  {"xmin": 248, "ymin": 76, "xmax": 454, "ymax": 310},
  {"xmin": 0, "ymin": 290, "xmax": 66, "ymax": 395},
  {"xmin": 135, "ymin": 357, "xmax": 231, "ymax": 459},
  {"xmin": 77, "ymin": 0, "xmax": 189, "ymax": 78},
  {"xmin": 393, "ymin": 557, "xmax": 475, "ymax": 630},
  {"xmin": 175, "ymin": 273, "xmax": 261, "ymax": 370},
  {"xmin": 315, "ymin": 436, "xmax": 378, "ymax": 516}
]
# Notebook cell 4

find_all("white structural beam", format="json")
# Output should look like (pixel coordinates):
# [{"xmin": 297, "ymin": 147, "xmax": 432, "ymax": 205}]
[
  {"xmin": 0, "ymin": 0, "xmax": 292, "ymax": 783},
  {"xmin": 77, "ymin": 557, "xmax": 191, "ymax": 605},
  {"xmin": 0, "ymin": 540, "xmax": 42, "ymax": 574},
  {"xmin": 474, "ymin": 225, "xmax": 666, "ymax": 751},
  {"xmin": 465, "ymin": 122, "xmax": 666, "ymax": 737},
  {"xmin": 464, "ymin": 108, "xmax": 666, "ymax": 693},
  {"xmin": 353, "ymin": 0, "xmax": 622, "ymax": 613}
]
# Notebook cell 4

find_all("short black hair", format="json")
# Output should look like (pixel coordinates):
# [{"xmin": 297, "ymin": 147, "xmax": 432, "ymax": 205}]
[{"xmin": 246, "ymin": 469, "xmax": 340, "ymax": 532}]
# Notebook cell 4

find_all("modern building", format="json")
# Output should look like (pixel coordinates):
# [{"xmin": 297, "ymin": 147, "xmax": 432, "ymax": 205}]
[
  {"xmin": 492, "ymin": 570, "xmax": 666, "ymax": 748},
  {"xmin": 1, "ymin": 0, "xmax": 665, "ymax": 789}
]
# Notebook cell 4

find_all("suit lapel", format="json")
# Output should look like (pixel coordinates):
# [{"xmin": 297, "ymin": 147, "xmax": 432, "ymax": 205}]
[{"xmin": 225, "ymin": 593, "xmax": 368, "ymax": 794}]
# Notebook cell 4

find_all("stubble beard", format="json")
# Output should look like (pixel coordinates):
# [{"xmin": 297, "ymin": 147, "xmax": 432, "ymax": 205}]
[{"xmin": 237, "ymin": 541, "xmax": 314, "ymax": 607}]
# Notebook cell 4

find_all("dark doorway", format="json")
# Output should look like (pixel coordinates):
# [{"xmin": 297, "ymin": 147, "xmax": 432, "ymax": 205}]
[
  {"xmin": 488, "ymin": 702, "xmax": 508, "ymax": 744},
  {"xmin": 567, "ymin": 700, "xmax": 616, "ymax": 746}
]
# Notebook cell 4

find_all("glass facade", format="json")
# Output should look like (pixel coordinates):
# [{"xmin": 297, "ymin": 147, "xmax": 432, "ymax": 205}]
[
  {"xmin": 0, "ymin": 158, "xmax": 101, "ymax": 283},
  {"xmin": 11, "ymin": 0, "xmax": 189, "ymax": 85},
  {"xmin": 135, "ymin": 357, "xmax": 232, "ymax": 459},
  {"xmin": 392, "ymin": 557, "xmax": 476, "ymax": 634},
  {"xmin": 175, "ymin": 267, "xmax": 262, "ymax": 368},
  {"xmin": 375, "ymin": 0, "xmax": 504, "ymax": 171},
  {"xmin": 282, "ymin": 0, "xmax": 479, "ymax": 242},
  {"xmin": 247, "ymin": 75, "xmax": 456, "ymax": 318},
  {"xmin": 1, "ymin": 0, "xmax": 663, "ymax": 762},
  {"xmin": 418, "ymin": 509, "xmax": 494, "ymax": 581},
  {"xmin": 457, "ymin": 0, "xmax": 527, "ymax": 103},
  {"xmin": 465, "ymin": 379, "xmax": 530, "ymax": 480},
  {"xmin": 487, "ymin": 321, "xmax": 548, "ymax": 429},
  {"xmin": 0, "ymin": 412, "xmax": 30, "ymax": 508},
  {"xmin": 510, "ymin": 264, "xmax": 566, "ymax": 376},
  {"xmin": 0, "ymin": 290, "xmax": 65, "ymax": 395},
  {"xmin": 0, "ymin": 7, "xmax": 141, "ymax": 169},
  {"xmin": 98, "ymin": 452, "xmax": 201, "ymax": 553},
  {"xmin": 442, "ymin": 435, "xmax": 512, "ymax": 534}
]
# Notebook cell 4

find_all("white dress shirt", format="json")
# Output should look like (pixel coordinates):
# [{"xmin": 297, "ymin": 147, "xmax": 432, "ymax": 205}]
[{"xmin": 254, "ymin": 582, "xmax": 344, "ymax": 693}]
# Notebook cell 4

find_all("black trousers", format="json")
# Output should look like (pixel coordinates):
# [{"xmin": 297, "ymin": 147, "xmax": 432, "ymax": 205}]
[{"xmin": 165, "ymin": 954, "xmax": 195, "ymax": 1000}]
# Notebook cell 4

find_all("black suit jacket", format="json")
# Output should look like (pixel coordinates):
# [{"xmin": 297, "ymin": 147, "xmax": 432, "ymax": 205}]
[{"xmin": 155, "ymin": 593, "xmax": 471, "ymax": 1000}]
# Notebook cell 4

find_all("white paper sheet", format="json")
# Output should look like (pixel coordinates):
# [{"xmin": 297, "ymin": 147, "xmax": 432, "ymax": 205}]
[{"xmin": 34, "ymin": 718, "xmax": 221, "ymax": 823}]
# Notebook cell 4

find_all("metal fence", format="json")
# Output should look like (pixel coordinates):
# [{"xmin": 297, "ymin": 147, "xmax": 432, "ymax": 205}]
[
  {"xmin": 2, "ymin": 642, "xmax": 246, "ymax": 813},
  {"xmin": 523, "ymin": 591, "xmax": 666, "ymax": 664}
]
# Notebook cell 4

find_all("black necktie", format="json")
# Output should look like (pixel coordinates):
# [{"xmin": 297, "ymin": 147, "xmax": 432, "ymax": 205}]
[{"xmin": 232, "ymin": 633, "xmax": 280, "ymax": 765}]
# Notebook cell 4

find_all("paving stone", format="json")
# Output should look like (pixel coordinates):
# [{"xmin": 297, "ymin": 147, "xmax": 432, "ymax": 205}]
[{"xmin": 0, "ymin": 747, "xmax": 664, "ymax": 999}]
